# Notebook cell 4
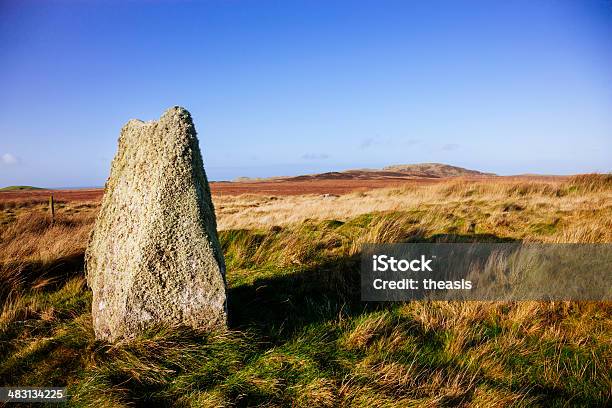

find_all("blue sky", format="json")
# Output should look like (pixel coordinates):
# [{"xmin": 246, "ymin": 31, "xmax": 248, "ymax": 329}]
[{"xmin": 1, "ymin": 0, "xmax": 611, "ymax": 187}]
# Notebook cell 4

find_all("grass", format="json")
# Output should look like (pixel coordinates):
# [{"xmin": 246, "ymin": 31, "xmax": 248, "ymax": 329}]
[{"xmin": 0, "ymin": 175, "xmax": 610, "ymax": 407}]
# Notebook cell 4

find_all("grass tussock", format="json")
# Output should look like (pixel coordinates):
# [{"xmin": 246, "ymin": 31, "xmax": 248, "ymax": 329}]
[
  {"xmin": 0, "ymin": 176, "xmax": 610, "ymax": 406},
  {"xmin": 567, "ymin": 173, "xmax": 612, "ymax": 193}
]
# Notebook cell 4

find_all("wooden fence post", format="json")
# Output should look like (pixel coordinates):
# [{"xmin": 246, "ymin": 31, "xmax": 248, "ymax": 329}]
[{"xmin": 49, "ymin": 195, "xmax": 55, "ymax": 223}]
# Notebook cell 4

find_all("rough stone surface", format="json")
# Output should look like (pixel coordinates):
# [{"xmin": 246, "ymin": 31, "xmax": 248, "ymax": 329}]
[{"xmin": 85, "ymin": 106, "xmax": 227, "ymax": 342}]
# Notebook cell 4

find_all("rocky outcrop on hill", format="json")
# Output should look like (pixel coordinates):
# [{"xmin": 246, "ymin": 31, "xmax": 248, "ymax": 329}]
[{"xmin": 382, "ymin": 163, "xmax": 496, "ymax": 178}]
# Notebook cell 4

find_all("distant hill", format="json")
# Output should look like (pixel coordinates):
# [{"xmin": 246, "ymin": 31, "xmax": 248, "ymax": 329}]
[
  {"xmin": 233, "ymin": 163, "xmax": 496, "ymax": 182},
  {"xmin": 0, "ymin": 185, "xmax": 44, "ymax": 191},
  {"xmin": 382, "ymin": 163, "xmax": 496, "ymax": 178}
]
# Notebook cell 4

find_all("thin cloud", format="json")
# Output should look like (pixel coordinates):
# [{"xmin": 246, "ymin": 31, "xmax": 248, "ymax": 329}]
[
  {"xmin": 360, "ymin": 136, "xmax": 390, "ymax": 149},
  {"xmin": 301, "ymin": 153, "xmax": 329, "ymax": 160},
  {"xmin": 360, "ymin": 137, "xmax": 376, "ymax": 149},
  {"xmin": 361, "ymin": 136, "xmax": 409, "ymax": 149},
  {"xmin": 441, "ymin": 143, "xmax": 460, "ymax": 151},
  {"xmin": 1, "ymin": 153, "xmax": 19, "ymax": 165}
]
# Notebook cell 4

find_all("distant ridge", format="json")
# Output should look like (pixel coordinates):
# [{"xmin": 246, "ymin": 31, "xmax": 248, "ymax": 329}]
[
  {"xmin": 382, "ymin": 163, "xmax": 496, "ymax": 178},
  {"xmin": 234, "ymin": 163, "xmax": 496, "ymax": 182},
  {"xmin": 0, "ymin": 185, "xmax": 44, "ymax": 191}
]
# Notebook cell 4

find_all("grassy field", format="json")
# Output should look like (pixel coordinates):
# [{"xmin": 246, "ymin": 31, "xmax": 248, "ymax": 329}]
[{"xmin": 0, "ymin": 175, "xmax": 610, "ymax": 407}]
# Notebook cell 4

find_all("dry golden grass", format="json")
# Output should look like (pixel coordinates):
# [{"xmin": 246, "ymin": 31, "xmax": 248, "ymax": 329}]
[
  {"xmin": 1, "ymin": 175, "xmax": 609, "ymax": 302},
  {"xmin": 0, "ymin": 211, "xmax": 94, "ymax": 263},
  {"xmin": 215, "ymin": 177, "xmax": 612, "ymax": 243},
  {"xmin": 0, "ymin": 206, "xmax": 97, "ymax": 301}
]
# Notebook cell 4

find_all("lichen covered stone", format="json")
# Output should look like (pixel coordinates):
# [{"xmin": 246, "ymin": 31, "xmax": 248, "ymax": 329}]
[{"xmin": 85, "ymin": 106, "xmax": 226, "ymax": 342}]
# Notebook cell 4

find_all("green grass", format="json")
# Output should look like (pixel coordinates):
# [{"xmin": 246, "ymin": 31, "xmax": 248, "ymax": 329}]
[{"xmin": 0, "ymin": 210, "xmax": 610, "ymax": 407}]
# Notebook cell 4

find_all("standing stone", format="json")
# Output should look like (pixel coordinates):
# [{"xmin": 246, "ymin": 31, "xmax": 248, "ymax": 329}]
[{"xmin": 85, "ymin": 106, "xmax": 227, "ymax": 342}]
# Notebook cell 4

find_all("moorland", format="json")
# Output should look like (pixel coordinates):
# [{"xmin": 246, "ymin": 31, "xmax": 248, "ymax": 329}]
[{"xmin": 0, "ymin": 173, "xmax": 610, "ymax": 407}]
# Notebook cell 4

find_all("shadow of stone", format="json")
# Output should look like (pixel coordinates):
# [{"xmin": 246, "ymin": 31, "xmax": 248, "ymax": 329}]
[
  {"xmin": 228, "ymin": 232, "xmax": 518, "ymax": 339},
  {"xmin": 228, "ymin": 254, "xmax": 373, "ymax": 338}
]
